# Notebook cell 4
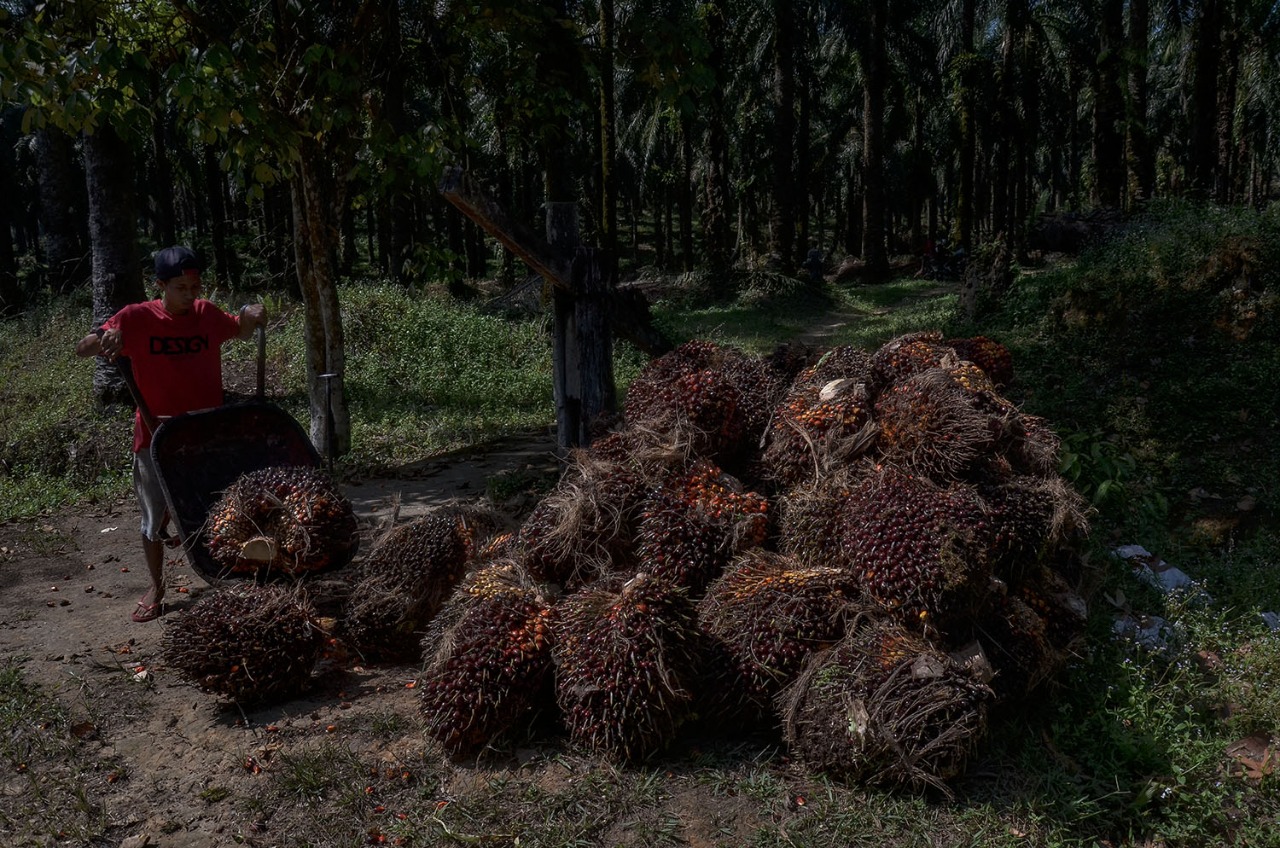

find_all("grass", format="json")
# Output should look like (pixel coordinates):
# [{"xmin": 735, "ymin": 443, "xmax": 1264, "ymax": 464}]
[
  {"xmin": 0, "ymin": 660, "xmax": 111, "ymax": 843},
  {"xmin": 1, "ymin": 201, "xmax": 1279, "ymax": 845}
]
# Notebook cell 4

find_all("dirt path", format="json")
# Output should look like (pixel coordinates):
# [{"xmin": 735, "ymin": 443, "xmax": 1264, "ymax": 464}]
[{"xmin": 0, "ymin": 430, "xmax": 785, "ymax": 847}]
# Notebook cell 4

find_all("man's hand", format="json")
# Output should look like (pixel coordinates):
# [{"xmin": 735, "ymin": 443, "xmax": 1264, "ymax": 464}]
[
  {"xmin": 75, "ymin": 327, "xmax": 121, "ymax": 359},
  {"xmin": 99, "ymin": 327, "xmax": 122, "ymax": 358},
  {"xmin": 237, "ymin": 304, "xmax": 267, "ymax": 339}
]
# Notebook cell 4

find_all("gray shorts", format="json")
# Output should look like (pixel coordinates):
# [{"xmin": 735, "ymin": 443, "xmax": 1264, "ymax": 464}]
[{"xmin": 133, "ymin": 450, "xmax": 169, "ymax": 541}]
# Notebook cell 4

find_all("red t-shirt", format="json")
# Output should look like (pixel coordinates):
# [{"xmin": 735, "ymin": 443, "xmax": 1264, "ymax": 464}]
[{"xmin": 103, "ymin": 299, "xmax": 241, "ymax": 452}]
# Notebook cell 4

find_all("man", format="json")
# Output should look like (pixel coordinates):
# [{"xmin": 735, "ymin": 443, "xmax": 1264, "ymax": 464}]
[{"xmin": 76, "ymin": 246, "xmax": 266, "ymax": 622}]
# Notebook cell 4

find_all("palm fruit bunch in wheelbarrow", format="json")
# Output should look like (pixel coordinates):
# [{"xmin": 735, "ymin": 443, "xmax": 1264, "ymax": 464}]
[{"xmin": 204, "ymin": 465, "xmax": 359, "ymax": 578}]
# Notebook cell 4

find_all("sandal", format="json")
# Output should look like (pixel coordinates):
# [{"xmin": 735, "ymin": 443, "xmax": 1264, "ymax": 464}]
[{"xmin": 131, "ymin": 597, "xmax": 163, "ymax": 623}]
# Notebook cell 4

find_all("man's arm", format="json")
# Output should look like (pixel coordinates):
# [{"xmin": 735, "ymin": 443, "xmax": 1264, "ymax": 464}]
[
  {"xmin": 235, "ymin": 304, "xmax": 267, "ymax": 340},
  {"xmin": 75, "ymin": 326, "xmax": 122, "ymax": 359}
]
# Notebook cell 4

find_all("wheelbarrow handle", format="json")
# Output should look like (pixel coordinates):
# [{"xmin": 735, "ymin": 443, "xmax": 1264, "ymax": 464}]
[{"xmin": 116, "ymin": 356, "xmax": 160, "ymax": 436}]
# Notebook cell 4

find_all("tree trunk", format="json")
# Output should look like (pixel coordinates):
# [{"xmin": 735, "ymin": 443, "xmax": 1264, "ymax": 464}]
[
  {"xmin": 149, "ymin": 85, "xmax": 178, "ymax": 248},
  {"xmin": 290, "ymin": 140, "xmax": 352, "ymax": 459},
  {"xmin": 1214, "ymin": 25, "xmax": 1240, "ymax": 204},
  {"xmin": 599, "ymin": 0, "xmax": 618, "ymax": 284},
  {"xmin": 1126, "ymin": 0, "xmax": 1155, "ymax": 202},
  {"xmin": 1093, "ymin": 0, "xmax": 1126, "ymax": 207},
  {"xmin": 771, "ymin": 0, "xmax": 797, "ymax": 273},
  {"xmin": 34, "ymin": 128, "xmax": 89, "ymax": 295},
  {"xmin": 678, "ymin": 116, "xmax": 694, "ymax": 272},
  {"xmin": 1188, "ymin": 0, "xmax": 1221, "ymax": 196},
  {"xmin": 84, "ymin": 125, "xmax": 144, "ymax": 406},
  {"xmin": 860, "ymin": 0, "xmax": 889, "ymax": 278},
  {"xmin": 957, "ymin": 0, "xmax": 976, "ymax": 252},
  {"xmin": 701, "ymin": 0, "xmax": 733, "ymax": 292},
  {"xmin": 203, "ymin": 145, "xmax": 238, "ymax": 285},
  {"xmin": 0, "ymin": 118, "xmax": 18, "ymax": 315}
]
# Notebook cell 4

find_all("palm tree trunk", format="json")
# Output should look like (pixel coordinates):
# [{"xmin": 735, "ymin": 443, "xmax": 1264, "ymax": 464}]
[
  {"xmin": 860, "ymin": 0, "xmax": 889, "ymax": 277},
  {"xmin": 34, "ymin": 128, "xmax": 89, "ymax": 295},
  {"xmin": 771, "ymin": 0, "xmax": 797, "ymax": 273},
  {"xmin": 1214, "ymin": 26, "xmax": 1240, "ymax": 204},
  {"xmin": 957, "ymin": 0, "xmax": 976, "ymax": 252},
  {"xmin": 701, "ymin": 0, "xmax": 733, "ymax": 291},
  {"xmin": 599, "ymin": 0, "xmax": 618, "ymax": 282},
  {"xmin": 1093, "ymin": 1, "xmax": 1126, "ymax": 207},
  {"xmin": 291, "ymin": 141, "xmax": 352, "ymax": 459},
  {"xmin": 84, "ymin": 125, "xmax": 144, "ymax": 406},
  {"xmin": 1126, "ymin": 0, "xmax": 1155, "ymax": 201},
  {"xmin": 1189, "ymin": 0, "xmax": 1222, "ymax": 196}
]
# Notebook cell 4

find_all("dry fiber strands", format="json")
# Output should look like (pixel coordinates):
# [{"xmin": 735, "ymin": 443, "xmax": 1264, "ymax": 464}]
[
  {"xmin": 762, "ymin": 372, "xmax": 877, "ymax": 487},
  {"xmin": 873, "ymin": 368, "xmax": 1005, "ymax": 483},
  {"xmin": 342, "ymin": 507, "xmax": 484, "ymax": 662},
  {"xmin": 775, "ymin": 465, "xmax": 871, "ymax": 571},
  {"xmin": 163, "ymin": 584, "xmax": 325, "ymax": 705},
  {"xmin": 418, "ymin": 561, "xmax": 556, "ymax": 759},
  {"xmin": 517, "ymin": 464, "xmax": 650, "ymax": 590},
  {"xmin": 779, "ymin": 618, "xmax": 992, "ymax": 795},
  {"xmin": 204, "ymin": 465, "xmax": 358, "ymax": 577},
  {"xmin": 552, "ymin": 573, "xmax": 702, "ymax": 762}
]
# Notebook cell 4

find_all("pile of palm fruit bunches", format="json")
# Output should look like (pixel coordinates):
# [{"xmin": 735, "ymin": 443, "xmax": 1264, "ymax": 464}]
[{"xmin": 172, "ymin": 330, "xmax": 1092, "ymax": 794}]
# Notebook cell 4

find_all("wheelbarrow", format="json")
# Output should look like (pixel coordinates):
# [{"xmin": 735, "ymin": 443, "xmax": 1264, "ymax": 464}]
[{"xmin": 118, "ymin": 326, "xmax": 358, "ymax": 585}]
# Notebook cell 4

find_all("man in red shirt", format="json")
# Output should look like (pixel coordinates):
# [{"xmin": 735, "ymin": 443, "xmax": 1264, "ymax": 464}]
[{"xmin": 76, "ymin": 246, "xmax": 266, "ymax": 622}]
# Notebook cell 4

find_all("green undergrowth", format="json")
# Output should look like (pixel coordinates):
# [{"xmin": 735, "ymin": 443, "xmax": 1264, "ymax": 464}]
[{"xmin": 2, "ymin": 202, "xmax": 1279, "ymax": 846}]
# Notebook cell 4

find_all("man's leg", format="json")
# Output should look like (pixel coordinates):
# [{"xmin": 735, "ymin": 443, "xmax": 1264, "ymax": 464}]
[
  {"xmin": 132, "ymin": 451, "xmax": 169, "ymax": 621},
  {"xmin": 142, "ymin": 535, "xmax": 165, "ymax": 607}
]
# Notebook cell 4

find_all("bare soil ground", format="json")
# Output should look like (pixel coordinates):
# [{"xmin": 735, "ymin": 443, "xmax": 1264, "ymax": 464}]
[{"xmin": 0, "ymin": 433, "xmax": 790, "ymax": 848}]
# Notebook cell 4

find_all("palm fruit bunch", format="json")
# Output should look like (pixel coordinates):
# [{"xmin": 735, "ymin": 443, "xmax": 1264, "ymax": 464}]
[
  {"xmin": 761, "ymin": 349, "xmax": 877, "ymax": 487},
  {"xmin": 868, "ymin": 330, "xmax": 952, "ymax": 389},
  {"xmin": 418, "ymin": 561, "xmax": 556, "ymax": 759},
  {"xmin": 776, "ymin": 467, "xmax": 866, "ymax": 571},
  {"xmin": 945, "ymin": 336, "xmax": 1014, "ymax": 388},
  {"xmin": 163, "ymin": 584, "xmax": 325, "ymax": 705},
  {"xmin": 635, "ymin": 460, "xmax": 769, "ymax": 594},
  {"xmin": 204, "ymin": 465, "xmax": 358, "ymax": 577},
  {"xmin": 973, "ymin": 595, "xmax": 1057, "ymax": 702},
  {"xmin": 517, "ymin": 463, "xmax": 650, "ymax": 589},
  {"xmin": 779, "ymin": 618, "xmax": 992, "ymax": 794},
  {"xmin": 342, "ymin": 507, "xmax": 487, "ymax": 662},
  {"xmin": 974, "ymin": 474, "xmax": 1088, "ymax": 585},
  {"xmin": 552, "ymin": 572, "xmax": 702, "ymax": 762},
  {"xmin": 839, "ymin": 464, "xmax": 995, "ymax": 633},
  {"xmin": 697, "ymin": 550, "xmax": 869, "ymax": 714},
  {"xmin": 1015, "ymin": 563, "xmax": 1088, "ymax": 651},
  {"xmin": 873, "ymin": 368, "xmax": 1004, "ymax": 482},
  {"xmin": 624, "ymin": 342, "xmax": 747, "ymax": 458}
]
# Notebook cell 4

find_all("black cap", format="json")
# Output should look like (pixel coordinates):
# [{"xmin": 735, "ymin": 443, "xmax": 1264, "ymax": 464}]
[{"xmin": 154, "ymin": 246, "xmax": 201, "ymax": 281}]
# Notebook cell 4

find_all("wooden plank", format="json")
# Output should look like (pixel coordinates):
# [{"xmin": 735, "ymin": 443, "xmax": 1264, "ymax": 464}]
[
  {"xmin": 439, "ymin": 165, "xmax": 673, "ymax": 357},
  {"xmin": 438, "ymin": 166, "xmax": 570, "ymax": 291}
]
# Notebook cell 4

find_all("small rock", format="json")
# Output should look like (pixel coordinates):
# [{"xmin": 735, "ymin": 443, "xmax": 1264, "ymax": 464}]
[
  {"xmin": 120, "ymin": 836, "xmax": 151, "ymax": 848},
  {"xmin": 1261, "ymin": 612, "xmax": 1279, "ymax": 631},
  {"xmin": 1237, "ymin": 495, "xmax": 1257, "ymax": 512}
]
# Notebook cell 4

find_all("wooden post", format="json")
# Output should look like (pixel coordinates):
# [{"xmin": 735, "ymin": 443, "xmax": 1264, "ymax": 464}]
[
  {"xmin": 571, "ymin": 247, "xmax": 616, "ymax": 445},
  {"xmin": 439, "ymin": 167, "xmax": 671, "ymax": 449},
  {"xmin": 546, "ymin": 201, "xmax": 580, "ymax": 450}
]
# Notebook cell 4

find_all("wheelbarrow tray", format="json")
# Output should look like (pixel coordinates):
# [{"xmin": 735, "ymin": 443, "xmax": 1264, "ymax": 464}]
[{"xmin": 149, "ymin": 400, "xmax": 348, "ymax": 584}]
